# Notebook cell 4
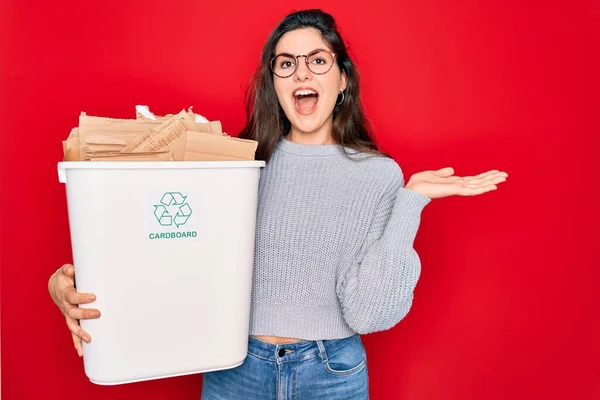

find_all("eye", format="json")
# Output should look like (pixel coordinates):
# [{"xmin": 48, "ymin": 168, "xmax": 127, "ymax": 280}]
[
  {"xmin": 311, "ymin": 57, "xmax": 327, "ymax": 65},
  {"xmin": 280, "ymin": 60, "xmax": 295, "ymax": 69}
]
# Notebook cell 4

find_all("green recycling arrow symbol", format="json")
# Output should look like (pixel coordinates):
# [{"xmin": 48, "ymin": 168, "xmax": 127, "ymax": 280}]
[
  {"xmin": 153, "ymin": 204, "xmax": 172, "ymax": 226},
  {"xmin": 154, "ymin": 192, "xmax": 192, "ymax": 228},
  {"xmin": 160, "ymin": 192, "xmax": 187, "ymax": 206}
]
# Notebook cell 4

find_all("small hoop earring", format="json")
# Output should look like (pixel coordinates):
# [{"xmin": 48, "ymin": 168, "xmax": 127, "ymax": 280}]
[{"xmin": 336, "ymin": 91, "xmax": 345, "ymax": 106}]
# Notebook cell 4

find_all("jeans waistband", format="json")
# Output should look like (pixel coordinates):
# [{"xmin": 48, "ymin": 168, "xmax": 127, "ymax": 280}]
[{"xmin": 247, "ymin": 335, "xmax": 358, "ymax": 363}]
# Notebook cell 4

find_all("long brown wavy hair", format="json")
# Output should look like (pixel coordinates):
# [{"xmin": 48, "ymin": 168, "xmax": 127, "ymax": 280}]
[{"xmin": 238, "ymin": 9, "xmax": 385, "ymax": 162}]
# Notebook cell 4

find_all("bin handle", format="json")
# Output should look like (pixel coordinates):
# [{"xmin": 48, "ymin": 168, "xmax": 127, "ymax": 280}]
[{"xmin": 58, "ymin": 165, "xmax": 67, "ymax": 183}]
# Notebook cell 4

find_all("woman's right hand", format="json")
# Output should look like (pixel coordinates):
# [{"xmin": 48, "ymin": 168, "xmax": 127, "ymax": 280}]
[{"xmin": 48, "ymin": 264, "xmax": 101, "ymax": 357}]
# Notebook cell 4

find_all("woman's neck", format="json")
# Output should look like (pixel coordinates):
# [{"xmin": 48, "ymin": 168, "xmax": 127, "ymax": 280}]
[{"xmin": 288, "ymin": 122, "xmax": 334, "ymax": 145}]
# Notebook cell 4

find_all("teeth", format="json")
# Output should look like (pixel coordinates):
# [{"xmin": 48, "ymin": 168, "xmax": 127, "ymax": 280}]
[{"xmin": 294, "ymin": 89, "xmax": 317, "ymax": 97}]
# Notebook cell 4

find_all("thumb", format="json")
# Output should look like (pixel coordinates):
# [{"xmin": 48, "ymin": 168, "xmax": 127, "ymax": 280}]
[
  {"xmin": 434, "ymin": 167, "xmax": 455, "ymax": 177},
  {"xmin": 61, "ymin": 264, "xmax": 75, "ymax": 278}
]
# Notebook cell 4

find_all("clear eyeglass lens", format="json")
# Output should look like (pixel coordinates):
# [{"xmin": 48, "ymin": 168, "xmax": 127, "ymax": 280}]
[{"xmin": 272, "ymin": 51, "xmax": 334, "ymax": 77}]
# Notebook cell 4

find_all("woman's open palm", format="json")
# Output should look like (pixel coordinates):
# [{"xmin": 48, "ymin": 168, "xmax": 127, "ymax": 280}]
[{"xmin": 406, "ymin": 167, "xmax": 508, "ymax": 199}]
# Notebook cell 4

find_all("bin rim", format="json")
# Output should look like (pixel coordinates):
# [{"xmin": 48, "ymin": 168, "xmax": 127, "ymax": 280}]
[
  {"xmin": 58, "ymin": 160, "xmax": 266, "ymax": 170},
  {"xmin": 57, "ymin": 161, "xmax": 266, "ymax": 183}
]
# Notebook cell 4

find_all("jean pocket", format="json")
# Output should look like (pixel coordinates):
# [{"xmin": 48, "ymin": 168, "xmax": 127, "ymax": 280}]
[{"xmin": 323, "ymin": 335, "xmax": 367, "ymax": 376}]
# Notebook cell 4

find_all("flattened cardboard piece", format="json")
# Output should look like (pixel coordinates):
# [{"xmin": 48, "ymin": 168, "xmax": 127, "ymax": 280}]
[
  {"xmin": 131, "ymin": 110, "xmax": 199, "ymax": 158},
  {"xmin": 205, "ymin": 121, "xmax": 223, "ymax": 135},
  {"xmin": 134, "ymin": 106, "xmax": 222, "ymax": 135},
  {"xmin": 81, "ymin": 133, "xmax": 145, "ymax": 160},
  {"xmin": 184, "ymin": 131, "xmax": 258, "ymax": 161},
  {"xmin": 64, "ymin": 147, "xmax": 81, "ymax": 161},
  {"xmin": 90, "ymin": 151, "xmax": 174, "ymax": 161},
  {"xmin": 183, "ymin": 151, "xmax": 248, "ymax": 161},
  {"xmin": 79, "ymin": 113, "xmax": 163, "ymax": 132},
  {"xmin": 64, "ymin": 108, "xmax": 237, "ymax": 162},
  {"xmin": 121, "ymin": 132, "xmax": 151, "ymax": 153},
  {"xmin": 166, "ymin": 131, "xmax": 187, "ymax": 161},
  {"xmin": 63, "ymin": 132, "xmax": 82, "ymax": 161},
  {"xmin": 68, "ymin": 127, "xmax": 79, "ymax": 138},
  {"xmin": 78, "ymin": 114, "xmax": 161, "ymax": 151},
  {"xmin": 85, "ymin": 135, "xmax": 129, "ymax": 146},
  {"xmin": 131, "ymin": 120, "xmax": 186, "ymax": 153}
]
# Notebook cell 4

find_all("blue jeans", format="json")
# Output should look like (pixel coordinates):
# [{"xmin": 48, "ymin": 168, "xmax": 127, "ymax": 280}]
[{"xmin": 201, "ymin": 334, "xmax": 369, "ymax": 399}]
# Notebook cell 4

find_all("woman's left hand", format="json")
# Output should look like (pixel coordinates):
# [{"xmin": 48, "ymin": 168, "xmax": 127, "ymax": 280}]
[{"xmin": 406, "ymin": 167, "xmax": 508, "ymax": 199}]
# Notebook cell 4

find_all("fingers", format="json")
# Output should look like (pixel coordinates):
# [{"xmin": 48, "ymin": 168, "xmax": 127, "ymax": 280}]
[
  {"xmin": 65, "ymin": 315, "xmax": 91, "ymax": 347},
  {"xmin": 461, "ymin": 176, "xmax": 505, "ymax": 188},
  {"xmin": 460, "ymin": 172, "xmax": 508, "ymax": 187},
  {"xmin": 463, "ymin": 170, "xmax": 508, "ymax": 182},
  {"xmin": 463, "ymin": 170, "xmax": 499, "ymax": 180},
  {"xmin": 72, "ymin": 333, "xmax": 84, "ymax": 357},
  {"xmin": 64, "ymin": 287, "xmax": 97, "ymax": 306},
  {"xmin": 67, "ymin": 306, "xmax": 101, "ymax": 320},
  {"xmin": 60, "ymin": 263, "xmax": 75, "ymax": 278},
  {"xmin": 57, "ymin": 263, "xmax": 96, "ymax": 357},
  {"xmin": 434, "ymin": 167, "xmax": 455, "ymax": 177},
  {"xmin": 454, "ymin": 183, "xmax": 499, "ymax": 196}
]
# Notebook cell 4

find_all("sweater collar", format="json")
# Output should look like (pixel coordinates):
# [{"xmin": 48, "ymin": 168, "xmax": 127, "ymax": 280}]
[{"xmin": 277, "ymin": 136, "xmax": 357, "ymax": 157}]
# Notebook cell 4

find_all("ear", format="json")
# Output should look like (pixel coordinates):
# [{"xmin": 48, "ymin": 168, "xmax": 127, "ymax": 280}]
[{"xmin": 340, "ymin": 71, "xmax": 347, "ymax": 92}]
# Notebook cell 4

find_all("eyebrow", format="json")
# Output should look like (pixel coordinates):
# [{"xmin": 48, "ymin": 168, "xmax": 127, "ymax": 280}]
[{"xmin": 273, "ymin": 48, "xmax": 331, "ymax": 57}]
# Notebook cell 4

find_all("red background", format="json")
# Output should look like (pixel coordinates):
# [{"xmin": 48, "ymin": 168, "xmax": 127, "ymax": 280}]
[{"xmin": 1, "ymin": 1, "xmax": 598, "ymax": 399}]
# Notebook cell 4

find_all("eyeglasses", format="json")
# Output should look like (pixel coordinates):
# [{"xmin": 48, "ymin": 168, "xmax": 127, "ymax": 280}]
[{"xmin": 270, "ymin": 49, "xmax": 337, "ymax": 78}]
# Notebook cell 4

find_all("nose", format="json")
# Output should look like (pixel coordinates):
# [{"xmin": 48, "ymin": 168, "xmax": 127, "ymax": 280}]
[{"xmin": 293, "ymin": 55, "xmax": 312, "ymax": 82}]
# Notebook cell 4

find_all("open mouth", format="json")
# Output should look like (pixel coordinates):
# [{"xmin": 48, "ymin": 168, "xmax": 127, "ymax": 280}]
[{"xmin": 293, "ymin": 89, "xmax": 319, "ymax": 115}]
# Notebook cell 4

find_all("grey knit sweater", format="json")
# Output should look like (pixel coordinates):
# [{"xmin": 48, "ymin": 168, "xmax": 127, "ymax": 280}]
[{"xmin": 249, "ymin": 138, "xmax": 431, "ymax": 340}]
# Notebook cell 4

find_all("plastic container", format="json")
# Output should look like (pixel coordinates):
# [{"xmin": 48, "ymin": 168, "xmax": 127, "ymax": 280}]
[{"xmin": 57, "ymin": 161, "xmax": 265, "ymax": 385}]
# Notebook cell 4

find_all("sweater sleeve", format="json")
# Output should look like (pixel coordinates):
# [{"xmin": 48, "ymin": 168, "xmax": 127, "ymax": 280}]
[{"xmin": 336, "ymin": 166, "xmax": 431, "ymax": 334}]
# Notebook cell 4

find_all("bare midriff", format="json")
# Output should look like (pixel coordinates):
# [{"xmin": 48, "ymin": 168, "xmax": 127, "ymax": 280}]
[{"xmin": 253, "ymin": 335, "xmax": 304, "ymax": 344}]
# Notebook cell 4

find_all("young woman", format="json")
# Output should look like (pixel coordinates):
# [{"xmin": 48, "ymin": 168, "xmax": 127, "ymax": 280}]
[{"xmin": 48, "ymin": 9, "xmax": 507, "ymax": 399}]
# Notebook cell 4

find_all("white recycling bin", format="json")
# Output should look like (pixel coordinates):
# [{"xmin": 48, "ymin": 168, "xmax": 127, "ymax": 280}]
[{"xmin": 57, "ymin": 160, "xmax": 265, "ymax": 385}]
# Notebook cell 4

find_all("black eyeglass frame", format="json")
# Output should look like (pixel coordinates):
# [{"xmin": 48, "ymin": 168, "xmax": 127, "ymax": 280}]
[{"xmin": 270, "ymin": 48, "xmax": 338, "ymax": 78}]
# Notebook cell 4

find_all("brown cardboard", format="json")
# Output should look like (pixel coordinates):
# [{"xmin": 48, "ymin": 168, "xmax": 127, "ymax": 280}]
[
  {"xmin": 130, "ymin": 120, "xmax": 186, "ymax": 153},
  {"xmin": 78, "ymin": 114, "xmax": 158, "ymax": 160},
  {"xmin": 63, "ymin": 128, "xmax": 82, "ymax": 161},
  {"xmin": 184, "ymin": 131, "xmax": 258, "ymax": 161},
  {"xmin": 131, "ymin": 110, "xmax": 197, "ymax": 156},
  {"xmin": 82, "ymin": 132, "xmax": 146, "ymax": 160},
  {"xmin": 61, "ymin": 107, "xmax": 256, "ymax": 162},
  {"xmin": 204, "ymin": 121, "xmax": 223, "ymax": 135},
  {"xmin": 184, "ymin": 152, "xmax": 248, "ymax": 161},
  {"xmin": 135, "ymin": 106, "xmax": 223, "ymax": 135},
  {"xmin": 64, "ymin": 147, "xmax": 81, "ymax": 161},
  {"xmin": 121, "ymin": 132, "xmax": 151, "ymax": 153},
  {"xmin": 90, "ymin": 151, "xmax": 174, "ymax": 161},
  {"xmin": 79, "ymin": 114, "xmax": 163, "ymax": 135},
  {"xmin": 166, "ymin": 132, "xmax": 188, "ymax": 161},
  {"xmin": 85, "ymin": 135, "xmax": 130, "ymax": 146}
]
